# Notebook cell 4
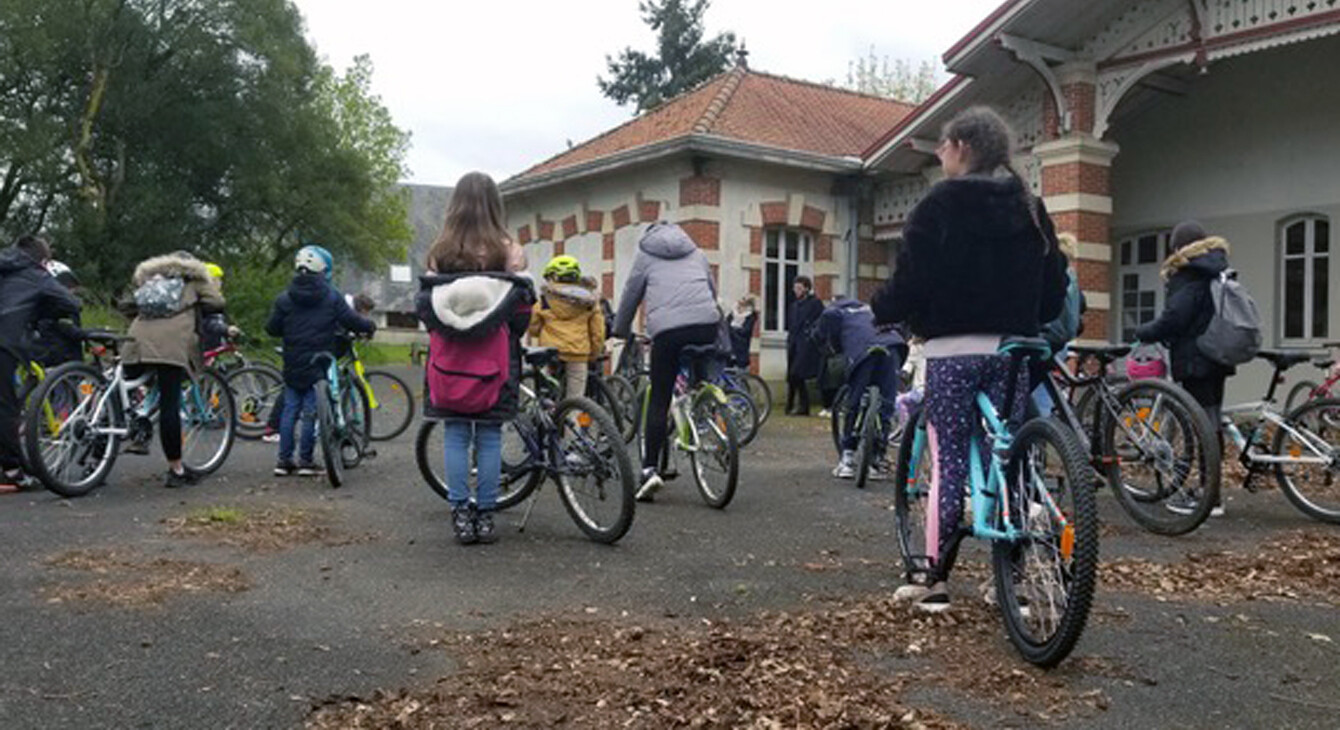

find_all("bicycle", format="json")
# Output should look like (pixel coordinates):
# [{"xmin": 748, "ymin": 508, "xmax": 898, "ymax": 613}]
[
  {"xmin": 22, "ymin": 332, "xmax": 237, "ymax": 497},
  {"xmin": 1219, "ymin": 349, "xmax": 1340, "ymax": 524},
  {"xmin": 1282, "ymin": 342, "xmax": 1340, "ymax": 412},
  {"xmin": 540, "ymin": 354, "xmax": 635, "ymax": 443},
  {"xmin": 415, "ymin": 347, "xmax": 636, "ymax": 543},
  {"xmin": 1048, "ymin": 345, "xmax": 1221, "ymax": 535},
  {"xmin": 636, "ymin": 344, "xmax": 740, "ymax": 509},
  {"xmin": 829, "ymin": 345, "xmax": 898, "ymax": 490},
  {"xmin": 893, "ymin": 338, "xmax": 1097, "ymax": 667},
  {"xmin": 308, "ymin": 346, "xmax": 375, "ymax": 488}
]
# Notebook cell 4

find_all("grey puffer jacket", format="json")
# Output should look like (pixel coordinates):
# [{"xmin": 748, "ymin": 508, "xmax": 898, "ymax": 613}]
[{"xmin": 612, "ymin": 222, "xmax": 719, "ymax": 339}]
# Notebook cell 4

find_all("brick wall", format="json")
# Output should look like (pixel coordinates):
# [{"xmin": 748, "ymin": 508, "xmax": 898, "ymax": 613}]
[{"xmin": 679, "ymin": 175, "xmax": 721, "ymax": 207}]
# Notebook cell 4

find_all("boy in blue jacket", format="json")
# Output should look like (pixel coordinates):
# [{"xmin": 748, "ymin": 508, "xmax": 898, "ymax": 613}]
[
  {"xmin": 816, "ymin": 295, "xmax": 908, "ymax": 480},
  {"xmin": 265, "ymin": 246, "xmax": 375, "ymax": 476}
]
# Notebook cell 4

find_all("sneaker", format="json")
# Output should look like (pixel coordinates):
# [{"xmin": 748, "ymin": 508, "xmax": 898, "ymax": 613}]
[
  {"xmin": 893, "ymin": 582, "xmax": 931, "ymax": 603},
  {"xmin": 261, "ymin": 429, "xmax": 280, "ymax": 444},
  {"xmin": 164, "ymin": 469, "xmax": 197, "ymax": 489},
  {"xmin": 123, "ymin": 438, "xmax": 150, "ymax": 455},
  {"xmin": 297, "ymin": 462, "xmax": 325, "ymax": 477},
  {"xmin": 0, "ymin": 470, "xmax": 30, "ymax": 494},
  {"xmin": 913, "ymin": 582, "xmax": 951, "ymax": 613},
  {"xmin": 817, "ymin": 408, "xmax": 832, "ymax": 419},
  {"xmin": 833, "ymin": 451, "xmax": 856, "ymax": 479},
  {"xmin": 635, "ymin": 468, "xmax": 663, "ymax": 502},
  {"xmin": 273, "ymin": 462, "xmax": 297, "ymax": 477},
  {"xmin": 868, "ymin": 458, "xmax": 892, "ymax": 481},
  {"xmin": 1165, "ymin": 492, "xmax": 1202, "ymax": 516},
  {"xmin": 1210, "ymin": 501, "xmax": 1226, "ymax": 518},
  {"xmin": 475, "ymin": 510, "xmax": 498, "ymax": 544},
  {"xmin": 451, "ymin": 504, "xmax": 478, "ymax": 545}
]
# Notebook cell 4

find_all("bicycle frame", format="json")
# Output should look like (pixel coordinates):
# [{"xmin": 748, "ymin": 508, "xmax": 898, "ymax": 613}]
[{"xmin": 1221, "ymin": 401, "xmax": 1331, "ymax": 466}]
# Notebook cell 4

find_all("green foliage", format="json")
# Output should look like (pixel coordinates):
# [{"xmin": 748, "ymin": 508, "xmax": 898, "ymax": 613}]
[
  {"xmin": 0, "ymin": 0, "xmax": 412, "ymax": 294},
  {"xmin": 356, "ymin": 342, "xmax": 413, "ymax": 367},
  {"xmin": 840, "ymin": 49, "xmax": 940, "ymax": 103},
  {"xmin": 598, "ymin": 0, "xmax": 741, "ymax": 113},
  {"xmin": 215, "ymin": 256, "xmax": 294, "ymax": 349}
]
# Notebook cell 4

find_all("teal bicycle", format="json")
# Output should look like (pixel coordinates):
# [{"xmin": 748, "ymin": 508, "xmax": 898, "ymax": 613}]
[{"xmin": 893, "ymin": 338, "xmax": 1098, "ymax": 667}]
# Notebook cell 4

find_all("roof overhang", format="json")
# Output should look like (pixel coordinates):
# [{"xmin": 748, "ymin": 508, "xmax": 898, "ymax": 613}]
[{"xmin": 501, "ymin": 134, "xmax": 863, "ymax": 198}]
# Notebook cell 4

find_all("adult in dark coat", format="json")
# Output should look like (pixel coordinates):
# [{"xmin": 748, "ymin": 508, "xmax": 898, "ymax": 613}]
[{"xmin": 786, "ymin": 276, "xmax": 824, "ymax": 415}]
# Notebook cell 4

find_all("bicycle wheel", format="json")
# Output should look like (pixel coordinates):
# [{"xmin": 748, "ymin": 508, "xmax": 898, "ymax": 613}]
[
  {"xmin": 1273, "ymin": 397, "xmax": 1340, "ymax": 523},
  {"xmin": 415, "ymin": 418, "xmax": 544, "ymax": 509},
  {"xmin": 1075, "ymin": 375, "xmax": 1127, "ymax": 446},
  {"xmin": 552, "ymin": 397, "xmax": 636, "ymax": 543},
  {"xmin": 340, "ymin": 376, "xmax": 372, "ymax": 469},
  {"xmin": 687, "ymin": 391, "xmax": 739, "ymax": 509},
  {"xmin": 315, "ymin": 381, "xmax": 344, "ymax": 488},
  {"xmin": 1101, "ymin": 379, "xmax": 1220, "ymax": 535},
  {"xmin": 23, "ymin": 363, "xmax": 121, "ymax": 498},
  {"xmin": 994, "ymin": 417, "xmax": 1097, "ymax": 668},
  {"xmin": 602, "ymin": 374, "xmax": 637, "ymax": 442},
  {"xmin": 854, "ymin": 389, "xmax": 882, "ymax": 491},
  {"xmin": 587, "ymin": 374, "xmax": 632, "ymax": 445},
  {"xmin": 723, "ymin": 388, "xmax": 760, "ymax": 448},
  {"xmin": 892, "ymin": 410, "xmax": 933, "ymax": 584},
  {"xmin": 741, "ymin": 372, "xmax": 773, "ymax": 427},
  {"xmin": 364, "ymin": 370, "xmax": 415, "ymax": 441},
  {"xmin": 180, "ymin": 369, "xmax": 236, "ymax": 475},
  {"xmin": 830, "ymin": 385, "xmax": 851, "ymax": 456},
  {"xmin": 1285, "ymin": 380, "xmax": 1320, "ymax": 414},
  {"xmin": 226, "ymin": 364, "xmax": 282, "ymax": 439}
]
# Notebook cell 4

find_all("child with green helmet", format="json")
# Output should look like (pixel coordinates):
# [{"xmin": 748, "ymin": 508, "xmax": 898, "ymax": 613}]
[{"xmin": 529, "ymin": 254, "xmax": 605, "ymax": 398}]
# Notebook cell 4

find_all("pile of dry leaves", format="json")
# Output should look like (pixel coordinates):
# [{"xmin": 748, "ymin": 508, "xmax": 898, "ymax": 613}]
[
  {"xmin": 162, "ymin": 506, "xmax": 372, "ymax": 552},
  {"xmin": 42, "ymin": 549, "xmax": 250, "ymax": 607}
]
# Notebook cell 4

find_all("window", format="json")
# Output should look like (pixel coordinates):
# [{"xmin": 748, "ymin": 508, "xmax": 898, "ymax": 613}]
[
  {"xmin": 389, "ymin": 264, "xmax": 412, "ymax": 283},
  {"xmin": 1117, "ymin": 230, "xmax": 1171, "ymax": 343},
  {"xmin": 1280, "ymin": 215, "xmax": 1330, "ymax": 342},
  {"xmin": 763, "ymin": 228, "xmax": 813, "ymax": 333}
]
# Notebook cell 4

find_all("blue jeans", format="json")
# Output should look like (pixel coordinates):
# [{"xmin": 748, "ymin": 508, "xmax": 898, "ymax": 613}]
[
  {"xmin": 442, "ymin": 421, "xmax": 502, "ymax": 510},
  {"xmin": 841, "ymin": 353, "xmax": 900, "ymax": 453},
  {"xmin": 278, "ymin": 385, "xmax": 317, "ymax": 465}
]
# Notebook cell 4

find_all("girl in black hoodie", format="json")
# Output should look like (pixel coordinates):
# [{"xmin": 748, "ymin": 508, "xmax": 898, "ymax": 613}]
[{"xmin": 873, "ymin": 107, "xmax": 1067, "ymax": 612}]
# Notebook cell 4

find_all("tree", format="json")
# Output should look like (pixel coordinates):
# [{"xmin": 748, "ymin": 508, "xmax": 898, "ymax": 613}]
[
  {"xmin": 598, "ymin": 0, "xmax": 741, "ymax": 114},
  {"xmin": 842, "ymin": 48, "xmax": 939, "ymax": 104}
]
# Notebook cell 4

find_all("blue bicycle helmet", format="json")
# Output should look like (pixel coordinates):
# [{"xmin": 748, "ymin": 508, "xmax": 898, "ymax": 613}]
[{"xmin": 294, "ymin": 245, "xmax": 334, "ymax": 281}]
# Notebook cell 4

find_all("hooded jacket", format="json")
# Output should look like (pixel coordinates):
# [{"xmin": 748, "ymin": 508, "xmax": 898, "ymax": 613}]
[
  {"xmin": 266, "ymin": 273, "xmax": 375, "ymax": 389},
  {"xmin": 123, "ymin": 253, "xmax": 226, "ymax": 372},
  {"xmin": 817, "ymin": 296, "xmax": 909, "ymax": 372},
  {"xmin": 1135, "ymin": 237, "xmax": 1234, "ymax": 381},
  {"xmin": 0, "ymin": 247, "xmax": 81, "ymax": 361},
  {"xmin": 871, "ymin": 175, "xmax": 1068, "ymax": 341},
  {"xmin": 612, "ymin": 223, "xmax": 719, "ymax": 339},
  {"xmin": 528, "ymin": 277, "xmax": 604, "ymax": 362},
  {"xmin": 416, "ymin": 271, "xmax": 535, "ymax": 421}
]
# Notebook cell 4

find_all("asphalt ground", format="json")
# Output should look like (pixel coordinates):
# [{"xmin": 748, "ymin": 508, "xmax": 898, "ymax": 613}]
[{"xmin": 1, "ymin": 382, "xmax": 1338, "ymax": 728}]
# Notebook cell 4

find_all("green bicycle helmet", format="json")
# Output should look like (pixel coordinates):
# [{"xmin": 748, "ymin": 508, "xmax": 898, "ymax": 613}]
[{"xmin": 543, "ymin": 254, "xmax": 582, "ymax": 282}]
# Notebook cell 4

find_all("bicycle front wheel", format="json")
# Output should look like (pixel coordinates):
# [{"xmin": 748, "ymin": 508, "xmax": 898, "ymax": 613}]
[
  {"xmin": 687, "ymin": 393, "xmax": 739, "ymax": 508},
  {"xmin": 315, "ymin": 381, "xmax": 344, "ymax": 488},
  {"xmin": 892, "ymin": 409, "xmax": 933, "ymax": 584},
  {"xmin": 994, "ymin": 417, "xmax": 1098, "ymax": 668},
  {"xmin": 24, "ymin": 363, "xmax": 120, "ymax": 497},
  {"xmin": 340, "ymin": 375, "xmax": 372, "ymax": 469},
  {"xmin": 588, "ymin": 374, "xmax": 633, "ymax": 445},
  {"xmin": 830, "ymin": 385, "xmax": 851, "ymax": 456},
  {"xmin": 364, "ymin": 370, "xmax": 415, "ymax": 441},
  {"xmin": 602, "ymin": 374, "xmax": 638, "ymax": 443},
  {"xmin": 180, "ymin": 369, "xmax": 236, "ymax": 475},
  {"xmin": 415, "ymin": 417, "xmax": 544, "ymax": 509},
  {"xmin": 1273, "ymin": 397, "xmax": 1340, "ymax": 523},
  {"xmin": 226, "ymin": 364, "xmax": 282, "ymax": 439},
  {"xmin": 553, "ymin": 397, "xmax": 636, "ymax": 543},
  {"xmin": 854, "ymin": 389, "xmax": 882, "ymax": 491}
]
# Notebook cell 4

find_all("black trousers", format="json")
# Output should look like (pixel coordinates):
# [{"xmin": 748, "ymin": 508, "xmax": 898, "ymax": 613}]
[
  {"xmin": 643, "ymin": 323, "xmax": 718, "ymax": 471},
  {"xmin": 1179, "ymin": 374, "xmax": 1226, "ymax": 434},
  {"xmin": 0, "ymin": 350, "xmax": 21, "ymax": 471},
  {"xmin": 129, "ymin": 364, "xmax": 186, "ymax": 462},
  {"xmin": 786, "ymin": 375, "xmax": 810, "ymax": 415}
]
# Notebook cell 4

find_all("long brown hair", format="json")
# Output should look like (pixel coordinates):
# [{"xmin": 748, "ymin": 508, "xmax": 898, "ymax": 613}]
[{"xmin": 426, "ymin": 171, "xmax": 510, "ymax": 273}]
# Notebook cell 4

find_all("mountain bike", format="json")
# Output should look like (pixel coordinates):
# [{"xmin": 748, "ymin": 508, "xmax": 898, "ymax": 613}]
[
  {"xmin": 637, "ymin": 344, "xmax": 740, "ymax": 509},
  {"xmin": 1220, "ymin": 349, "xmax": 1340, "ymax": 524},
  {"xmin": 311, "ymin": 348, "xmax": 373, "ymax": 488},
  {"xmin": 1282, "ymin": 343, "xmax": 1340, "ymax": 412},
  {"xmin": 23, "ymin": 332, "xmax": 236, "ymax": 497},
  {"xmin": 718, "ymin": 365, "xmax": 772, "ymax": 429},
  {"xmin": 894, "ymin": 338, "xmax": 1097, "ymax": 667},
  {"xmin": 1048, "ymin": 344, "xmax": 1221, "ymax": 535},
  {"xmin": 543, "ymin": 354, "xmax": 634, "ymax": 443},
  {"xmin": 829, "ymin": 345, "xmax": 898, "ymax": 490},
  {"xmin": 415, "ymin": 347, "xmax": 635, "ymax": 543}
]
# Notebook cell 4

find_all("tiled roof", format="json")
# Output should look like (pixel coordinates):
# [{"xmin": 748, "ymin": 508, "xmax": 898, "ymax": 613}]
[{"xmin": 507, "ymin": 67, "xmax": 915, "ymax": 185}]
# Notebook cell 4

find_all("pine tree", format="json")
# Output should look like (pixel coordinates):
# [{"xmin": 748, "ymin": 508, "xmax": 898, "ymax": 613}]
[{"xmin": 598, "ymin": 0, "xmax": 741, "ymax": 114}]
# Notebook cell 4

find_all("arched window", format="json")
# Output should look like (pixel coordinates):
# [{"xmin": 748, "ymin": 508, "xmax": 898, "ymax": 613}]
[{"xmin": 1280, "ymin": 215, "xmax": 1330, "ymax": 342}]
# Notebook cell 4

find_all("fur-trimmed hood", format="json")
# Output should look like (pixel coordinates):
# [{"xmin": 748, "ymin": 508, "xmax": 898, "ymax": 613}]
[
  {"xmin": 541, "ymin": 279, "xmax": 597, "ymax": 310},
  {"xmin": 132, "ymin": 253, "xmax": 212, "ymax": 286},
  {"xmin": 416, "ymin": 271, "xmax": 535, "ymax": 338},
  {"xmin": 1161, "ymin": 237, "xmax": 1230, "ymax": 280}
]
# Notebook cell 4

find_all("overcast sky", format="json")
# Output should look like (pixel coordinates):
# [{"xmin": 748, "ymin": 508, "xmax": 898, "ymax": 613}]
[{"xmin": 291, "ymin": 0, "xmax": 1002, "ymax": 186}]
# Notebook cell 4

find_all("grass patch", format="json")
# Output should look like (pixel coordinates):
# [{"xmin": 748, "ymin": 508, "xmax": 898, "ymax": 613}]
[
  {"xmin": 42, "ymin": 549, "xmax": 250, "ymax": 608},
  {"xmin": 356, "ymin": 342, "xmax": 414, "ymax": 366}
]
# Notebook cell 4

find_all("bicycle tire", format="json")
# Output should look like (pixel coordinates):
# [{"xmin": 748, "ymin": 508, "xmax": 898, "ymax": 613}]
[
  {"xmin": 830, "ymin": 385, "xmax": 851, "ymax": 456},
  {"xmin": 23, "ymin": 363, "xmax": 120, "ymax": 498},
  {"xmin": 601, "ymin": 374, "xmax": 638, "ymax": 443},
  {"xmin": 854, "ymin": 388, "xmax": 881, "ymax": 491},
  {"xmin": 587, "ymin": 374, "xmax": 632, "ymax": 445},
  {"xmin": 1074, "ymin": 375, "xmax": 1128, "ymax": 446},
  {"xmin": 1284, "ymin": 380, "xmax": 1321, "ymax": 414},
  {"xmin": 315, "ymin": 381, "xmax": 344, "ymax": 488},
  {"xmin": 724, "ymin": 388, "xmax": 760, "ymax": 448},
  {"xmin": 741, "ymin": 372, "xmax": 773, "ymax": 427},
  {"xmin": 892, "ymin": 409, "xmax": 933, "ymax": 584},
  {"xmin": 993, "ymin": 416, "xmax": 1098, "ymax": 668},
  {"xmin": 688, "ymin": 392, "xmax": 739, "ymax": 509},
  {"xmin": 226, "ymin": 364, "xmax": 283, "ymax": 439},
  {"xmin": 1100, "ymin": 378, "xmax": 1219, "ymax": 535},
  {"xmin": 339, "ymin": 374, "xmax": 372, "ymax": 469},
  {"xmin": 363, "ymin": 370, "xmax": 416, "ymax": 441},
  {"xmin": 414, "ymin": 419, "xmax": 544, "ymax": 509},
  {"xmin": 180, "ymin": 369, "xmax": 237, "ymax": 476},
  {"xmin": 1273, "ymin": 397, "xmax": 1340, "ymax": 524},
  {"xmin": 552, "ymin": 397, "xmax": 636, "ymax": 543}
]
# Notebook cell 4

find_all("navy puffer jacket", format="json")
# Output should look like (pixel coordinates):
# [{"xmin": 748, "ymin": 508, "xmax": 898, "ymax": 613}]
[
  {"xmin": 266, "ymin": 273, "xmax": 375, "ymax": 389},
  {"xmin": 0, "ymin": 247, "xmax": 81, "ymax": 360}
]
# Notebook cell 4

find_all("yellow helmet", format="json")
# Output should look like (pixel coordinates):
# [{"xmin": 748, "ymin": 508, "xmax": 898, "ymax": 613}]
[
  {"xmin": 205, "ymin": 262, "xmax": 224, "ymax": 280},
  {"xmin": 542, "ymin": 254, "xmax": 581, "ymax": 281}
]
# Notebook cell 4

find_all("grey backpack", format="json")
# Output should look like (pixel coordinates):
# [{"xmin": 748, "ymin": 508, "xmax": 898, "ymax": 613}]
[
  {"xmin": 133, "ymin": 274, "xmax": 186, "ymax": 319},
  {"xmin": 1196, "ymin": 269, "xmax": 1261, "ymax": 367}
]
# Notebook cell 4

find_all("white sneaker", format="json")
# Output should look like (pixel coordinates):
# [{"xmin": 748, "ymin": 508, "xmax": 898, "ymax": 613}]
[
  {"xmin": 912, "ymin": 582, "xmax": 951, "ymax": 613},
  {"xmin": 635, "ymin": 469, "xmax": 663, "ymax": 502},
  {"xmin": 893, "ymin": 583, "xmax": 931, "ymax": 602},
  {"xmin": 868, "ymin": 459, "xmax": 892, "ymax": 481},
  {"xmin": 261, "ymin": 431, "xmax": 280, "ymax": 443},
  {"xmin": 1211, "ymin": 502, "xmax": 1226, "ymax": 518},
  {"xmin": 817, "ymin": 408, "xmax": 832, "ymax": 419},
  {"xmin": 833, "ymin": 451, "xmax": 856, "ymax": 479}
]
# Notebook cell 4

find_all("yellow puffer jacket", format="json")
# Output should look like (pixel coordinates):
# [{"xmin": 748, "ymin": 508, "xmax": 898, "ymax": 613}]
[{"xmin": 528, "ymin": 280, "xmax": 605, "ymax": 362}]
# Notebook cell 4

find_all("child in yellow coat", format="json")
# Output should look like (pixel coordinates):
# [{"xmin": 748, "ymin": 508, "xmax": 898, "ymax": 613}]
[{"xmin": 529, "ymin": 255, "xmax": 605, "ymax": 397}]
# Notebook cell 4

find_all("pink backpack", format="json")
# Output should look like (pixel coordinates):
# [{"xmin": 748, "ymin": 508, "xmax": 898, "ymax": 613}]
[{"xmin": 427, "ymin": 326, "xmax": 510, "ymax": 414}]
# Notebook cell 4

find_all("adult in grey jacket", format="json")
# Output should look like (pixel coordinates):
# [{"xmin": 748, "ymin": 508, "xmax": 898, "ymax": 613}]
[{"xmin": 612, "ymin": 222, "xmax": 720, "ymax": 500}]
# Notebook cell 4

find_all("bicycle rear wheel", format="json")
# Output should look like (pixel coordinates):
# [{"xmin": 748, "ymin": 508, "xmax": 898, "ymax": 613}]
[
  {"xmin": 552, "ymin": 397, "xmax": 636, "ymax": 542},
  {"xmin": 830, "ymin": 385, "xmax": 851, "ymax": 456},
  {"xmin": 687, "ymin": 392, "xmax": 739, "ymax": 509},
  {"xmin": 23, "ymin": 363, "xmax": 120, "ymax": 498},
  {"xmin": 1285, "ymin": 380, "xmax": 1321, "ymax": 414},
  {"xmin": 854, "ymin": 389, "xmax": 882, "ymax": 491},
  {"xmin": 226, "ymin": 364, "xmax": 282, "ymax": 439},
  {"xmin": 180, "ymin": 369, "xmax": 236, "ymax": 475},
  {"xmin": 994, "ymin": 417, "xmax": 1097, "ymax": 668},
  {"xmin": 315, "ymin": 381, "xmax": 344, "ymax": 488},
  {"xmin": 741, "ymin": 372, "xmax": 773, "ymax": 427},
  {"xmin": 1273, "ymin": 397, "xmax": 1340, "ymax": 523},
  {"xmin": 587, "ymin": 374, "xmax": 633, "ymax": 445},
  {"xmin": 340, "ymin": 375, "xmax": 371, "ymax": 469},
  {"xmin": 723, "ymin": 388, "xmax": 760, "ymax": 448},
  {"xmin": 364, "ymin": 370, "xmax": 415, "ymax": 441},
  {"xmin": 602, "ymin": 374, "xmax": 637, "ymax": 442},
  {"xmin": 415, "ymin": 418, "xmax": 544, "ymax": 509},
  {"xmin": 892, "ymin": 410, "xmax": 933, "ymax": 584}
]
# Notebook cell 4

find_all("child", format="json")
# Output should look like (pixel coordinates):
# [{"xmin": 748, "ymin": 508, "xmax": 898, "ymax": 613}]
[
  {"xmin": 726, "ymin": 296, "xmax": 757, "ymax": 369},
  {"xmin": 265, "ymin": 245, "xmax": 375, "ymax": 475},
  {"xmin": 418, "ymin": 171, "xmax": 532, "ymax": 545},
  {"xmin": 817, "ymin": 294, "xmax": 907, "ymax": 480},
  {"xmin": 528, "ymin": 255, "xmax": 604, "ymax": 398}
]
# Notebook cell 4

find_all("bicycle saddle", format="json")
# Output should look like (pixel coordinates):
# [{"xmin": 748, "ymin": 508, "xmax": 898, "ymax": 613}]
[
  {"xmin": 1069, "ymin": 344, "xmax": 1132, "ymax": 361},
  {"xmin": 82, "ymin": 330, "xmax": 134, "ymax": 345},
  {"xmin": 679, "ymin": 344, "xmax": 722, "ymax": 363},
  {"xmin": 524, "ymin": 347, "xmax": 560, "ymax": 366},
  {"xmin": 1256, "ymin": 349, "xmax": 1314, "ymax": 371}
]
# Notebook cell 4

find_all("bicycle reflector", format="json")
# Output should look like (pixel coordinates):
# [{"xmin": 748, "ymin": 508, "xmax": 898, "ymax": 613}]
[
  {"xmin": 576, "ymin": 412, "xmax": 592, "ymax": 428},
  {"xmin": 80, "ymin": 383, "xmax": 94, "ymax": 396},
  {"xmin": 1061, "ymin": 524, "xmax": 1075, "ymax": 560}
]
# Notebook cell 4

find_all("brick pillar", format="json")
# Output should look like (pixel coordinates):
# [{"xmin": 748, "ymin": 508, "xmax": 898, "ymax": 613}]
[{"xmin": 1035, "ymin": 133, "xmax": 1120, "ymax": 343}]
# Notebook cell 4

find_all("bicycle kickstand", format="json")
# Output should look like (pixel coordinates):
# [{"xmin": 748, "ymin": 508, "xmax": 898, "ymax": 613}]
[{"xmin": 517, "ymin": 489, "xmax": 541, "ymax": 533}]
